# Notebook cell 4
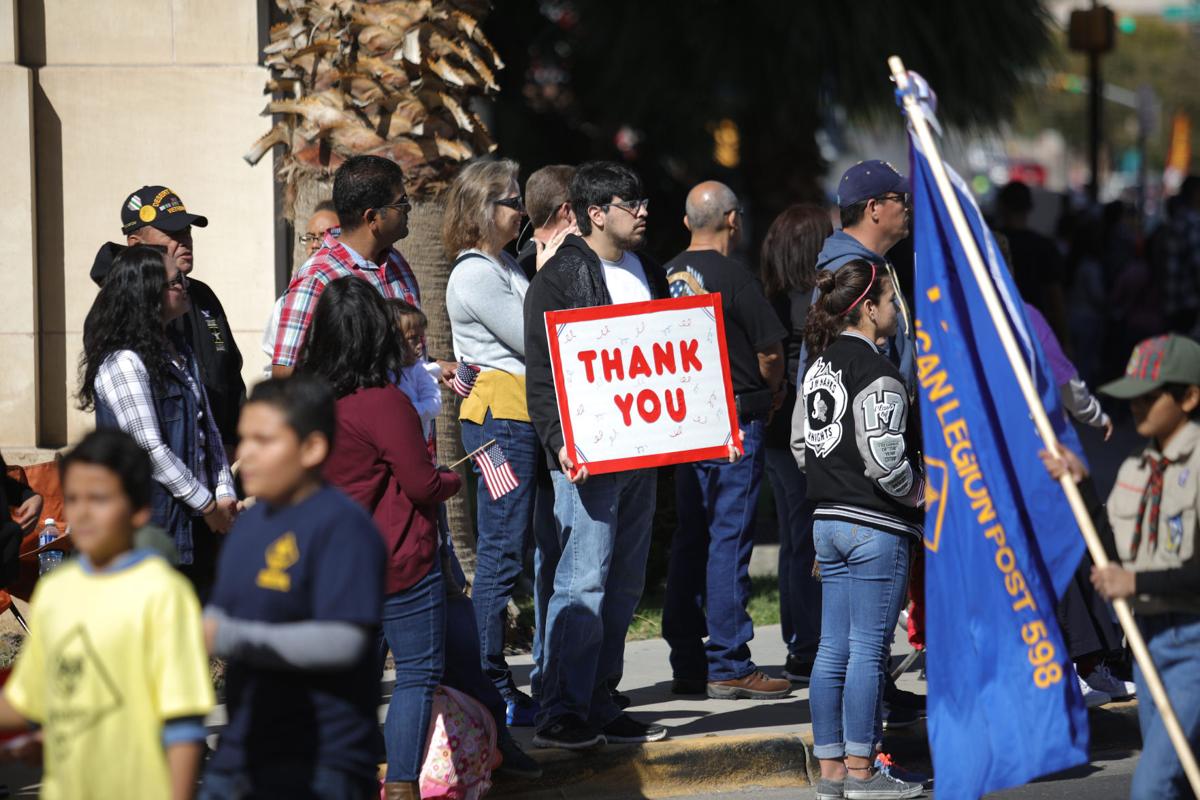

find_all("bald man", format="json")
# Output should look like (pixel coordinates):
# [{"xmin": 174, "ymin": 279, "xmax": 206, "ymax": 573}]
[{"xmin": 661, "ymin": 182, "xmax": 791, "ymax": 699}]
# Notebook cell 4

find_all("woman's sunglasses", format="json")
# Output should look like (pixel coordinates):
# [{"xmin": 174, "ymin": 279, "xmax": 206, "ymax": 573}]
[{"xmin": 495, "ymin": 195, "xmax": 526, "ymax": 213}]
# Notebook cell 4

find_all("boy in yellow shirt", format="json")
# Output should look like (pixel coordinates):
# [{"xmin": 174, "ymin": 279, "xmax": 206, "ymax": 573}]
[{"xmin": 0, "ymin": 429, "xmax": 215, "ymax": 799}]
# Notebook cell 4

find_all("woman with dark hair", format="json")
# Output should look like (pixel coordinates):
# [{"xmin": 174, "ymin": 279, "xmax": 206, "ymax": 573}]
[
  {"xmin": 794, "ymin": 260, "xmax": 925, "ymax": 800},
  {"xmin": 306, "ymin": 276, "xmax": 462, "ymax": 800},
  {"xmin": 760, "ymin": 204, "xmax": 833, "ymax": 684},
  {"xmin": 79, "ymin": 244, "xmax": 236, "ymax": 595}
]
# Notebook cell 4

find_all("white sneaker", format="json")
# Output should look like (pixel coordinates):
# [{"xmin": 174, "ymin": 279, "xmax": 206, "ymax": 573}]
[
  {"xmin": 1086, "ymin": 665, "xmax": 1136, "ymax": 700},
  {"xmin": 1079, "ymin": 674, "xmax": 1112, "ymax": 708}
]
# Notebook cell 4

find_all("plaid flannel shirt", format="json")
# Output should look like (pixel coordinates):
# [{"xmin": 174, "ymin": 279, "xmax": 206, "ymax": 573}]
[
  {"xmin": 272, "ymin": 239, "xmax": 421, "ymax": 368},
  {"xmin": 1164, "ymin": 208, "xmax": 1200, "ymax": 318},
  {"xmin": 95, "ymin": 350, "xmax": 236, "ymax": 513}
]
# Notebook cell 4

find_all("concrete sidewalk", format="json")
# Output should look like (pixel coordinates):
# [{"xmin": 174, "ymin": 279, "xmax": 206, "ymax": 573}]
[
  {"xmin": 493, "ymin": 623, "xmax": 825, "ymax": 798},
  {"xmin": 487, "ymin": 624, "xmax": 1142, "ymax": 799}
]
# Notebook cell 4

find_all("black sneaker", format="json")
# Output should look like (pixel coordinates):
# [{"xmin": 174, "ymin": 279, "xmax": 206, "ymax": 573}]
[
  {"xmin": 670, "ymin": 677, "xmax": 707, "ymax": 695},
  {"xmin": 882, "ymin": 702, "xmax": 921, "ymax": 730},
  {"xmin": 532, "ymin": 716, "xmax": 605, "ymax": 750},
  {"xmin": 784, "ymin": 655, "xmax": 814, "ymax": 684},
  {"xmin": 497, "ymin": 736, "xmax": 544, "ymax": 779},
  {"xmin": 602, "ymin": 713, "xmax": 668, "ymax": 743},
  {"xmin": 611, "ymin": 688, "xmax": 632, "ymax": 709}
]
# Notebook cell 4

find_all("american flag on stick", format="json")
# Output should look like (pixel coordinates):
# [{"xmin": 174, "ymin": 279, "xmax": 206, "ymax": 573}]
[
  {"xmin": 472, "ymin": 441, "xmax": 519, "ymax": 501},
  {"xmin": 449, "ymin": 362, "xmax": 481, "ymax": 398}
]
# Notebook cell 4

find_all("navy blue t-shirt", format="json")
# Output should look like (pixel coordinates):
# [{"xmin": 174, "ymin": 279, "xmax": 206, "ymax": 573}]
[{"xmin": 208, "ymin": 485, "xmax": 385, "ymax": 777}]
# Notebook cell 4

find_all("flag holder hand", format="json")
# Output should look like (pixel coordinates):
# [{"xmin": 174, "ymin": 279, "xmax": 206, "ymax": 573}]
[
  {"xmin": 448, "ymin": 440, "xmax": 496, "ymax": 471},
  {"xmin": 890, "ymin": 54, "xmax": 1200, "ymax": 796}
]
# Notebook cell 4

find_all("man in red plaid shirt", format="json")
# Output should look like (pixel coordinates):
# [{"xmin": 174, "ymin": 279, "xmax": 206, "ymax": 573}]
[{"xmin": 272, "ymin": 156, "xmax": 425, "ymax": 378}]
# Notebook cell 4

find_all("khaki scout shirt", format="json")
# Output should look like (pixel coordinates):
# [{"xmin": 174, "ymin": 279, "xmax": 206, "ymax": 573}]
[{"xmin": 1107, "ymin": 420, "xmax": 1200, "ymax": 615}]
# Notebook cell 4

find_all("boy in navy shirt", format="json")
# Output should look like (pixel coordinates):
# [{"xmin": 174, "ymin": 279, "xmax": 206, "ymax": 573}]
[{"xmin": 200, "ymin": 375, "xmax": 386, "ymax": 800}]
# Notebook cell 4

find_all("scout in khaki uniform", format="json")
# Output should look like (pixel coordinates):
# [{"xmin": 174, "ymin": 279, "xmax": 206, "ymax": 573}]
[{"xmin": 1045, "ymin": 334, "xmax": 1200, "ymax": 800}]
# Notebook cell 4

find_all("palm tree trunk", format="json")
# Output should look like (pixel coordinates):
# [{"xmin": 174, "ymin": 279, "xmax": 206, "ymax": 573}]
[{"xmin": 405, "ymin": 199, "xmax": 477, "ymax": 581}]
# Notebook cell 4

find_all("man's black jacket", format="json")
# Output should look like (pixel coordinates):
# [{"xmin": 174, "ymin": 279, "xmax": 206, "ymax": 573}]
[{"xmin": 522, "ymin": 235, "xmax": 668, "ymax": 469}]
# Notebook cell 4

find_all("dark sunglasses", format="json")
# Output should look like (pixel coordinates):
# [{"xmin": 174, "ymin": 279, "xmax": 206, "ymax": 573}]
[{"xmin": 495, "ymin": 195, "xmax": 526, "ymax": 212}]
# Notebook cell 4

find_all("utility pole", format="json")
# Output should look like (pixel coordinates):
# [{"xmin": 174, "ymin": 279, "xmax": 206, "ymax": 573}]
[{"xmin": 1069, "ymin": 3, "xmax": 1115, "ymax": 205}]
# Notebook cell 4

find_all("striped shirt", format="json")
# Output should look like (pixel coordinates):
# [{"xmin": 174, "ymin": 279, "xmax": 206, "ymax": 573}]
[
  {"xmin": 95, "ymin": 350, "xmax": 235, "ymax": 513},
  {"xmin": 272, "ymin": 239, "xmax": 421, "ymax": 368}
]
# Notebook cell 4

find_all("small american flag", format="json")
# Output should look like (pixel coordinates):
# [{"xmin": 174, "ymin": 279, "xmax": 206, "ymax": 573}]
[
  {"xmin": 450, "ymin": 363, "xmax": 481, "ymax": 398},
  {"xmin": 472, "ymin": 442, "xmax": 519, "ymax": 501}
]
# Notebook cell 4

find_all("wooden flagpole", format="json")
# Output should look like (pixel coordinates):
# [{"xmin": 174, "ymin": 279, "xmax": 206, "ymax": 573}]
[
  {"xmin": 890, "ymin": 55, "xmax": 1200, "ymax": 794},
  {"xmin": 448, "ymin": 439, "xmax": 496, "ymax": 471}
]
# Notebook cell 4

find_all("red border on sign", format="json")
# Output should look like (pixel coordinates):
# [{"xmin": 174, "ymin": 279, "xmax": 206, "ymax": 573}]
[{"xmin": 545, "ymin": 294, "xmax": 740, "ymax": 475}]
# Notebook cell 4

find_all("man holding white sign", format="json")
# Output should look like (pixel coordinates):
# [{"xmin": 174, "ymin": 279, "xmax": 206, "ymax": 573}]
[{"xmin": 523, "ymin": 162, "xmax": 671, "ymax": 749}]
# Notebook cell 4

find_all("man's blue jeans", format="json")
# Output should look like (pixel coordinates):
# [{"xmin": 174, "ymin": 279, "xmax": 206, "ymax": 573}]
[
  {"xmin": 764, "ymin": 446, "xmax": 820, "ymax": 662},
  {"xmin": 809, "ymin": 520, "xmax": 909, "ymax": 760},
  {"xmin": 1131, "ymin": 612, "xmax": 1200, "ymax": 800},
  {"xmin": 539, "ymin": 468, "xmax": 656, "ymax": 728},
  {"xmin": 461, "ymin": 411, "xmax": 540, "ymax": 700},
  {"xmin": 377, "ymin": 559, "xmax": 445, "ymax": 782},
  {"xmin": 663, "ymin": 418, "xmax": 765, "ymax": 682}
]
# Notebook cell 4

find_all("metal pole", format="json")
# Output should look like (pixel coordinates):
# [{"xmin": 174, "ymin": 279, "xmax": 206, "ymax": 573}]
[{"xmin": 1088, "ymin": 48, "xmax": 1102, "ymax": 204}]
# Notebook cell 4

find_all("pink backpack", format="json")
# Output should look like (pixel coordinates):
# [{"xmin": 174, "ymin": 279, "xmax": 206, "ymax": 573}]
[{"xmin": 418, "ymin": 686, "xmax": 501, "ymax": 799}]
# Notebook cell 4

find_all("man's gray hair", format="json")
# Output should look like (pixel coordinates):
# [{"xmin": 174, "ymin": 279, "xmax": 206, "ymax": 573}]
[{"xmin": 685, "ymin": 182, "xmax": 738, "ymax": 231}]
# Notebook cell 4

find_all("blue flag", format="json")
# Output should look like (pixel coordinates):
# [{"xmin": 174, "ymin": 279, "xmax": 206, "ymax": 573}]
[{"xmin": 904, "ymin": 85, "xmax": 1089, "ymax": 798}]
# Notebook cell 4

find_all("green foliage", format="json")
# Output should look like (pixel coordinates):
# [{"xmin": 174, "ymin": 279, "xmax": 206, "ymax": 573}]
[
  {"xmin": 487, "ymin": 1, "xmax": 1056, "ymax": 256},
  {"xmin": 1012, "ymin": 16, "xmax": 1200, "ymax": 174}
]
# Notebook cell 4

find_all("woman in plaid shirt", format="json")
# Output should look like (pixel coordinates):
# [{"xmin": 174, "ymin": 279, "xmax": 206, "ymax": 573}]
[{"xmin": 78, "ymin": 244, "xmax": 236, "ymax": 597}]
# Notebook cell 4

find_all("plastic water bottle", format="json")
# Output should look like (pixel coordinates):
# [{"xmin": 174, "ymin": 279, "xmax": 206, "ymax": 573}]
[{"xmin": 38, "ymin": 519, "xmax": 63, "ymax": 576}]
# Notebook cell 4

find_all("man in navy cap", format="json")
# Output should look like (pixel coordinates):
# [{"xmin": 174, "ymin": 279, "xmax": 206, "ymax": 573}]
[
  {"xmin": 91, "ymin": 186, "xmax": 246, "ymax": 454},
  {"xmin": 812, "ymin": 160, "xmax": 914, "ymax": 389}
]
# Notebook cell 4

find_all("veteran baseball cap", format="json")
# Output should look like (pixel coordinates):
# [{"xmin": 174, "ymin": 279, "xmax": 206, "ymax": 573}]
[
  {"xmin": 1099, "ymin": 334, "xmax": 1200, "ymax": 399},
  {"xmin": 120, "ymin": 186, "xmax": 209, "ymax": 234},
  {"xmin": 837, "ymin": 160, "xmax": 910, "ymax": 208}
]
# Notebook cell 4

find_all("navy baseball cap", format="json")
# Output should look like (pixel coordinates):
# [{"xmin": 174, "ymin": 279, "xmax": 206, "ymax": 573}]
[
  {"xmin": 120, "ymin": 186, "xmax": 209, "ymax": 234},
  {"xmin": 837, "ymin": 160, "xmax": 910, "ymax": 208}
]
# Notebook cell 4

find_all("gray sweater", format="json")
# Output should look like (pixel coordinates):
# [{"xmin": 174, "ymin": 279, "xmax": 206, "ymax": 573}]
[{"xmin": 445, "ymin": 249, "xmax": 530, "ymax": 375}]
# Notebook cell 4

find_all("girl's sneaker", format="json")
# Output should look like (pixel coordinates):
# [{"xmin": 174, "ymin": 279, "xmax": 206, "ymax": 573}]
[
  {"xmin": 844, "ymin": 768, "xmax": 924, "ymax": 799},
  {"xmin": 816, "ymin": 778, "xmax": 844, "ymax": 800}
]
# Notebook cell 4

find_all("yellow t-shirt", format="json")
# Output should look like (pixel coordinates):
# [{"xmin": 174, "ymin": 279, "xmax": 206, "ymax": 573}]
[
  {"xmin": 459, "ymin": 370, "xmax": 530, "ymax": 423},
  {"xmin": 5, "ymin": 552, "xmax": 215, "ymax": 800}
]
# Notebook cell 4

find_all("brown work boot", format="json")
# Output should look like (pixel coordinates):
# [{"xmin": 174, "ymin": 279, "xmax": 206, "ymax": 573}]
[
  {"xmin": 707, "ymin": 670, "xmax": 792, "ymax": 699},
  {"xmin": 383, "ymin": 781, "xmax": 420, "ymax": 800}
]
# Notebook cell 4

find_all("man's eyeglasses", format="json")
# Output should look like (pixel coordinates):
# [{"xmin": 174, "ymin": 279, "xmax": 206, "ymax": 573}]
[
  {"xmin": 724, "ymin": 206, "xmax": 745, "ymax": 217},
  {"xmin": 495, "ymin": 195, "xmax": 526, "ymax": 212},
  {"xmin": 299, "ymin": 226, "xmax": 341, "ymax": 245},
  {"xmin": 166, "ymin": 273, "xmax": 188, "ymax": 291},
  {"xmin": 600, "ymin": 198, "xmax": 650, "ymax": 216},
  {"xmin": 878, "ymin": 192, "xmax": 909, "ymax": 206}
]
